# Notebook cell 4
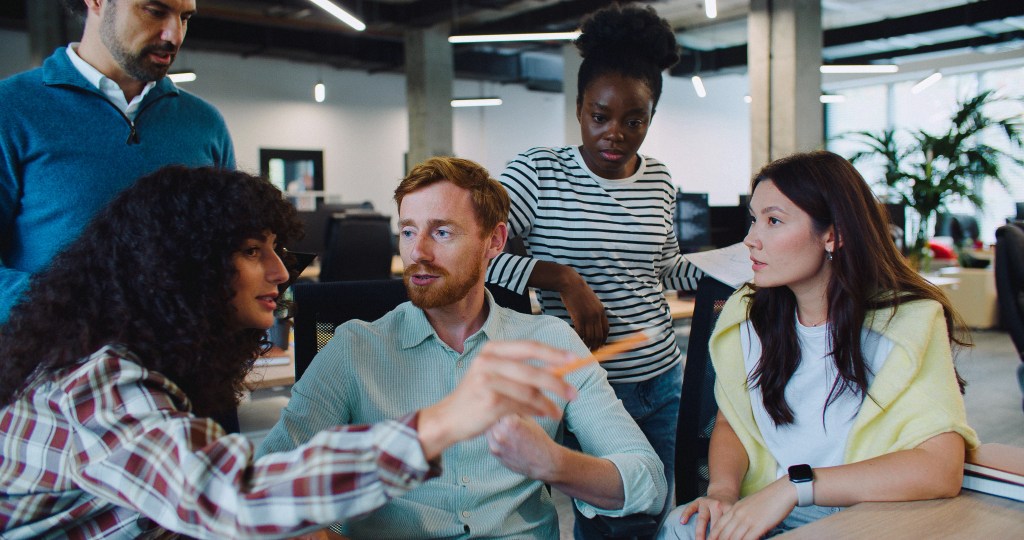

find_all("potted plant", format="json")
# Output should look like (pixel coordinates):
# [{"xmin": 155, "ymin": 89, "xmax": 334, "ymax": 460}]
[{"xmin": 843, "ymin": 90, "xmax": 1023, "ymax": 265}]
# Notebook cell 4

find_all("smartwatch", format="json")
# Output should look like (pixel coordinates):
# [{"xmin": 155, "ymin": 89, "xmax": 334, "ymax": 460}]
[{"xmin": 788, "ymin": 464, "xmax": 814, "ymax": 507}]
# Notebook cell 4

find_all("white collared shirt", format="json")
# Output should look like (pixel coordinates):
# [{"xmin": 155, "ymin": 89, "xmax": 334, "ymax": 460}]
[{"xmin": 65, "ymin": 43, "xmax": 157, "ymax": 121}]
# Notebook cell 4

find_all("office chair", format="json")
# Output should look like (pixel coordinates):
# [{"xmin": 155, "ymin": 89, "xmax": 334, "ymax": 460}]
[
  {"xmin": 291, "ymin": 280, "xmax": 531, "ymax": 380},
  {"xmin": 588, "ymin": 276, "xmax": 737, "ymax": 540},
  {"xmin": 993, "ymin": 223, "xmax": 1024, "ymax": 413},
  {"xmin": 674, "ymin": 276, "xmax": 737, "ymax": 503},
  {"xmin": 934, "ymin": 213, "xmax": 980, "ymax": 248},
  {"xmin": 319, "ymin": 213, "xmax": 394, "ymax": 282}
]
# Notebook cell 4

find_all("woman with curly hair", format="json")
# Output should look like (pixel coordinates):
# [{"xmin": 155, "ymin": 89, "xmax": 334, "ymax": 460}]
[
  {"xmin": 0, "ymin": 166, "xmax": 580, "ymax": 539},
  {"xmin": 658, "ymin": 151, "xmax": 978, "ymax": 540},
  {"xmin": 484, "ymin": 4, "xmax": 702, "ymax": 534}
]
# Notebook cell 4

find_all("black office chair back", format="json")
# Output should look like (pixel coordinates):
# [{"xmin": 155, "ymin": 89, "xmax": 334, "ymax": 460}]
[
  {"xmin": 995, "ymin": 223, "xmax": 1024, "ymax": 360},
  {"xmin": 675, "ymin": 275, "xmax": 737, "ymax": 503},
  {"xmin": 319, "ymin": 213, "xmax": 394, "ymax": 281},
  {"xmin": 291, "ymin": 280, "xmax": 531, "ymax": 380}
]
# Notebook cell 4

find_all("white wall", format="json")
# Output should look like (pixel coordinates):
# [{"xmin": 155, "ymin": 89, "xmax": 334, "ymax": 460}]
[
  {"xmin": 0, "ymin": 28, "xmax": 754, "ymax": 219},
  {"xmin": 646, "ymin": 72, "xmax": 753, "ymax": 206}
]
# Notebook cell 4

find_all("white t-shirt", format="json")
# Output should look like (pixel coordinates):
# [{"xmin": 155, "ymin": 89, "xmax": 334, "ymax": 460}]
[{"xmin": 740, "ymin": 316, "xmax": 894, "ymax": 478}]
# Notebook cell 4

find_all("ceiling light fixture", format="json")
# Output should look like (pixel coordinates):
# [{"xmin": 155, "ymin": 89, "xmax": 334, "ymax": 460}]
[
  {"xmin": 168, "ymin": 71, "xmax": 196, "ymax": 83},
  {"xmin": 705, "ymin": 0, "xmax": 717, "ymax": 19},
  {"xmin": 449, "ymin": 31, "xmax": 580, "ymax": 44},
  {"xmin": 911, "ymin": 72, "xmax": 943, "ymax": 94},
  {"xmin": 314, "ymin": 81, "xmax": 326, "ymax": 103},
  {"xmin": 820, "ymin": 64, "xmax": 899, "ymax": 74},
  {"xmin": 819, "ymin": 94, "xmax": 846, "ymax": 103},
  {"xmin": 691, "ymin": 76, "xmax": 707, "ymax": 98},
  {"xmin": 451, "ymin": 98, "xmax": 503, "ymax": 107},
  {"xmin": 308, "ymin": 0, "xmax": 365, "ymax": 31}
]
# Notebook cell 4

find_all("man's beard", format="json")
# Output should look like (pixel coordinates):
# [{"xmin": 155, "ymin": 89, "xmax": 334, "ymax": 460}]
[
  {"xmin": 403, "ymin": 262, "xmax": 482, "ymax": 309},
  {"xmin": 100, "ymin": 8, "xmax": 176, "ymax": 82}
]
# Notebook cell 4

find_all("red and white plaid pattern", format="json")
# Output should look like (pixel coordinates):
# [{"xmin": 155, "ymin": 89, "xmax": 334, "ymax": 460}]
[{"xmin": 0, "ymin": 345, "xmax": 437, "ymax": 539}]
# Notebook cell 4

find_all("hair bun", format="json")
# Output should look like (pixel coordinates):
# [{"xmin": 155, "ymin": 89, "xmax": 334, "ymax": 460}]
[{"xmin": 575, "ymin": 4, "xmax": 680, "ymax": 71}]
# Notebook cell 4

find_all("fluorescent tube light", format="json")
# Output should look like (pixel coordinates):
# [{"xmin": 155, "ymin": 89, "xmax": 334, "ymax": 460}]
[
  {"xmin": 314, "ymin": 82, "xmax": 326, "ymax": 103},
  {"xmin": 911, "ymin": 72, "xmax": 943, "ymax": 94},
  {"xmin": 691, "ymin": 76, "xmax": 707, "ymax": 98},
  {"xmin": 451, "ymin": 98, "xmax": 503, "ymax": 108},
  {"xmin": 819, "ymin": 94, "xmax": 846, "ymax": 103},
  {"xmin": 706, "ymin": 0, "xmax": 717, "ymax": 18},
  {"xmin": 449, "ymin": 31, "xmax": 580, "ymax": 44},
  {"xmin": 308, "ymin": 0, "xmax": 365, "ymax": 31},
  {"xmin": 820, "ymin": 64, "xmax": 899, "ymax": 74},
  {"xmin": 168, "ymin": 71, "xmax": 196, "ymax": 83}
]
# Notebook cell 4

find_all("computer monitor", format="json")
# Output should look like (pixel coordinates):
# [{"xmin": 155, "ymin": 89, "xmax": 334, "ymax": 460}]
[
  {"xmin": 675, "ymin": 192, "xmax": 711, "ymax": 253},
  {"xmin": 289, "ymin": 202, "xmax": 378, "ymax": 256},
  {"xmin": 708, "ymin": 203, "xmax": 750, "ymax": 248}
]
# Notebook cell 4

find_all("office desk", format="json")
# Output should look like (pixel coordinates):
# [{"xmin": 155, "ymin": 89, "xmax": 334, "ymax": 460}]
[
  {"xmin": 778, "ymin": 490, "xmax": 1024, "ymax": 538},
  {"xmin": 666, "ymin": 293, "xmax": 696, "ymax": 320},
  {"xmin": 245, "ymin": 346, "xmax": 295, "ymax": 390}
]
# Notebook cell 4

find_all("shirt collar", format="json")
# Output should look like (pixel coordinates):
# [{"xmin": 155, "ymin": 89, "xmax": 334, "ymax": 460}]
[
  {"xmin": 398, "ymin": 289, "xmax": 501, "ymax": 350},
  {"xmin": 65, "ymin": 43, "xmax": 157, "ymax": 115}
]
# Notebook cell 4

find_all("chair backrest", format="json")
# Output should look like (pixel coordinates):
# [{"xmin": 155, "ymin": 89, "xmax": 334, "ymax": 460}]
[
  {"xmin": 994, "ymin": 223, "xmax": 1024, "ymax": 360},
  {"xmin": 319, "ymin": 213, "xmax": 394, "ymax": 282},
  {"xmin": 675, "ymin": 275, "xmax": 737, "ymax": 503},
  {"xmin": 935, "ymin": 212, "xmax": 980, "ymax": 247},
  {"xmin": 291, "ymin": 280, "xmax": 532, "ymax": 380}
]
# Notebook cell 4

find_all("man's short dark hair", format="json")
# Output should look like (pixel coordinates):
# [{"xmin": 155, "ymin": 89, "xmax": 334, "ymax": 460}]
[{"xmin": 60, "ymin": 0, "xmax": 87, "ymax": 17}]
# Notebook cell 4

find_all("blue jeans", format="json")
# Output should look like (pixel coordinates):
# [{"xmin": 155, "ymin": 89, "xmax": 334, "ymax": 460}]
[
  {"xmin": 569, "ymin": 361, "xmax": 683, "ymax": 539},
  {"xmin": 657, "ymin": 503, "xmax": 843, "ymax": 539}
]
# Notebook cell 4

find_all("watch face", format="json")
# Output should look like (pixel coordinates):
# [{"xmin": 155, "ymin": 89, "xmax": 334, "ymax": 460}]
[{"xmin": 789, "ymin": 464, "xmax": 813, "ymax": 483}]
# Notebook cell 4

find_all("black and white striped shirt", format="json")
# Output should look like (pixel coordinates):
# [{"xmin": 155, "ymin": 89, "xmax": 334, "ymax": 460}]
[{"xmin": 486, "ymin": 146, "xmax": 702, "ymax": 383}]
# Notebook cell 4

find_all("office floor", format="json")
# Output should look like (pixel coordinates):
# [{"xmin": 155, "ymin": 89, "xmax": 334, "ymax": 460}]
[{"xmin": 238, "ymin": 327, "xmax": 1024, "ymax": 538}]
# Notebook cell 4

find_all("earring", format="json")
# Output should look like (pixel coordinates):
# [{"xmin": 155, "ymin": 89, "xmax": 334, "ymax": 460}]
[{"xmin": 826, "ymin": 249, "xmax": 833, "ymax": 261}]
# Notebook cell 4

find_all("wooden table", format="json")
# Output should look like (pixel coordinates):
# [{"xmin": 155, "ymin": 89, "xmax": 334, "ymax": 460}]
[
  {"xmin": 245, "ymin": 346, "xmax": 296, "ymax": 390},
  {"xmin": 778, "ymin": 490, "xmax": 1024, "ymax": 538},
  {"xmin": 666, "ymin": 293, "xmax": 696, "ymax": 320}
]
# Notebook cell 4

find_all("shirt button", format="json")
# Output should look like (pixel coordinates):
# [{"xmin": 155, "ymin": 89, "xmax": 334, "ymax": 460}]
[
  {"xmin": 461, "ymin": 475, "xmax": 470, "ymax": 484},
  {"xmin": 456, "ymin": 360, "xmax": 464, "ymax": 368},
  {"xmin": 462, "ymin": 511, "xmax": 470, "ymax": 518}
]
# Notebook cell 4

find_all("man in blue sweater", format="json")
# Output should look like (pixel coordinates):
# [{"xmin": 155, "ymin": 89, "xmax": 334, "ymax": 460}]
[{"xmin": 0, "ymin": 0, "xmax": 234, "ymax": 322}]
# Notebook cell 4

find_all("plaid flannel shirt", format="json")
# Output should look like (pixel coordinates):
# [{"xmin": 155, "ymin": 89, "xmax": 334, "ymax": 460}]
[{"xmin": 0, "ymin": 345, "xmax": 437, "ymax": 539}]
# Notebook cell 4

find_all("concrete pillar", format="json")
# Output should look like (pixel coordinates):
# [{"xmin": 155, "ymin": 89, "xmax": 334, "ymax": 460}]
[
  {"xmin": 27, "ymin": 0, "xmax": 81, "ymax": 67},
  {"xmin": 748, "ymin": 0, "xmax": 823, "ymax": 173},
  {"xmin": 404, "ymin": 24, "xmax": 453, "ymax": 172},
  {"xmin": 562, "ymin": 43, "xmax": 583, "ymax": 146}
]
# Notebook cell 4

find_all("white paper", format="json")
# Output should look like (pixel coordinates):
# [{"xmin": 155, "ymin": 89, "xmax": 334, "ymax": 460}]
[{"xmin": 682, "ymin": 243, "xmax": 753, "ymax": 288}]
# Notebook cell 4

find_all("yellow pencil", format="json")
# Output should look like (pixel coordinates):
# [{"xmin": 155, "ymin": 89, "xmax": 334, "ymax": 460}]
[{"xmin": 552, "ymin": 329, "xmax": 655, "ymax": 377}]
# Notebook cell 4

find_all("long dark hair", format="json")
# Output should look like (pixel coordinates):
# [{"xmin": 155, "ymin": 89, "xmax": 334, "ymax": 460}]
[
  {"xmin": 0, "ymin": 166, "xmax": 303, "ymax": 416},
  {"xmin": 575, "ymin": 3, "xmax": 680, "ymax": 115},
  {"xmin": 746, "ymin": 151, "xmax": 969, "ymax": 425}
]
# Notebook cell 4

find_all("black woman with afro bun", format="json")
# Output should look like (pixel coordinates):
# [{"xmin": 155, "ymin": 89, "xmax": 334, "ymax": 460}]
[
  {"xmin": 0, "ymin": 165, "xmax": 580, "ymax": 539},
  {"xmin": 484, "ymin": 3, "xmax": 704, "ymax": 536}
]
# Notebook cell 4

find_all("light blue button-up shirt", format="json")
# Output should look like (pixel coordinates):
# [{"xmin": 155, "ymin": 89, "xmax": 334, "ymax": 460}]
[{"xmin": 258, "ymin": 292, "xmax": 666, "ymax": 539}]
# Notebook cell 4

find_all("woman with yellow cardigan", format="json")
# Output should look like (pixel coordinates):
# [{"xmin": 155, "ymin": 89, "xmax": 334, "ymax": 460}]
[{"xmin": 658, "ymin": 151, "xmax": 978, "ymax": 540}]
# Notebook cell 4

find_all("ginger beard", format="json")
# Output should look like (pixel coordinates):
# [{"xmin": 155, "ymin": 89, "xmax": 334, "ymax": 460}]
[{"xmin": 403, "ymin": 257, "xmax": 484, "ymax": 309}]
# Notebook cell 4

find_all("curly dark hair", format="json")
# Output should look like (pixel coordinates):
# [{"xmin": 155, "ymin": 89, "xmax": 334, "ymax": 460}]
[
  {"xmin": 0, "ymin": 166, "xmax": 303, "ymax": 416},
  {"xmin": 575, "ymin": 3, "xmax": 680, "ymax": 114}
]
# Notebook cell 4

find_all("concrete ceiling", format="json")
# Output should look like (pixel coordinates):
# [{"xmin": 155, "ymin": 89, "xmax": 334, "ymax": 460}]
[{"xmin": 3, "ymin": 1, "xmax": 1022, "ymax": 89}]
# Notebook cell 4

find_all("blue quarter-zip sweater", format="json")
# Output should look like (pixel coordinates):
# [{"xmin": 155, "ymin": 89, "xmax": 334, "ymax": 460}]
[{"xmin": 0, "ymin": 48, "xmax": 235, "ymax": 322}]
